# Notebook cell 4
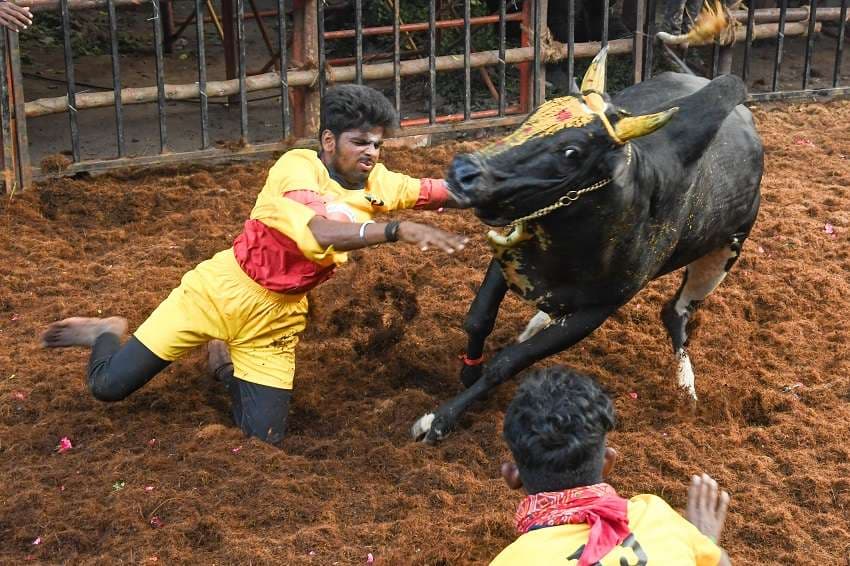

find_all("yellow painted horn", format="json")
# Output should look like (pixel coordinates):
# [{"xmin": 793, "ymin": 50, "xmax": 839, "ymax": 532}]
[
  {"xmin": 581, "ymin": 47, "xmax": 609, "ymax": 114},
  {"xmin": 581, "ymin": 46, "xmax": 608, "ymax": 96},
  {"xmin": 613, "ymin": 107, "xmax": 679, "ymax": 142}
]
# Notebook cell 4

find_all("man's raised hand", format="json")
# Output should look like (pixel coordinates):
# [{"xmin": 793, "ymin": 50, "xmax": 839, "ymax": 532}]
[{"xmin": 686, "ymin": 473, "xmax": 730, "ymax": 543}]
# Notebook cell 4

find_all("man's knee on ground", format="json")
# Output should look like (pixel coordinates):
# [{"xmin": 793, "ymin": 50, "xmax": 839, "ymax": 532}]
[
  {"xmin": 88, "ymin": 374, "xmax": 133, "ymax": 402},
  {"xmin": 229, "ymin": 377, "xmax": 291, "ymax": 447}
]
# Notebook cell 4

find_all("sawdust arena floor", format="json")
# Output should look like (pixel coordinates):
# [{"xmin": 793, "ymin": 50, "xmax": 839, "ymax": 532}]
[{"xmin": 1, "ymin": 100, "xmax": 849, "ymax": 565}]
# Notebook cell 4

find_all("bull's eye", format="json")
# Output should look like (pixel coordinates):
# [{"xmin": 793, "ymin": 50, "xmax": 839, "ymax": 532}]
[{"xmin": 564, "ymin": 147, "xmax": 581, "ymax": 159}]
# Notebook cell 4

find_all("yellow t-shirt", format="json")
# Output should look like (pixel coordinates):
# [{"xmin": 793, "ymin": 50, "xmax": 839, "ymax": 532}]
[
  {"xmin": 490, "ymin": 494, "xmax": 721, "ymax": 566},
  {"xmin": 249, "ymin": 148, "xmax": 423, "ymax": 266}
]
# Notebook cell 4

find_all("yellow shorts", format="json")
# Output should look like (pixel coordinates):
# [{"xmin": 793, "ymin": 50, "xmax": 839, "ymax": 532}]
[{"xmin": 134, "ymin": 248, "xmax": 308, "ymax": 390}]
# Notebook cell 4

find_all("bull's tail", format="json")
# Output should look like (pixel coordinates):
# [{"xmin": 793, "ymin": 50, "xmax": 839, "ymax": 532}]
[{"xmin": 656, "ymin": 0, "xmax": 732, "ymax": 48}]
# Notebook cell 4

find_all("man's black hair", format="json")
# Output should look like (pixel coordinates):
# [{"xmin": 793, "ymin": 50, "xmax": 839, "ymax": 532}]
[
  {"xmin": 503, "ymin": 366, "xmax": 616, "ymax": 494},
  {"xmin": 319, "ymin": 84, "xmax": 398, "ymax": 139}
]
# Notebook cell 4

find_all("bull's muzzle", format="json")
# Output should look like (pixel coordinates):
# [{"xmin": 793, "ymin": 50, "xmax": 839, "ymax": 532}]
[{"xmin": 446, "ymin": 153, "xmax": 483, "ymax": 207}]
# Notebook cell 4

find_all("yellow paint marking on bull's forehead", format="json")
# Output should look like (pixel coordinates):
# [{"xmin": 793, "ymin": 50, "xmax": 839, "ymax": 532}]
[{"xmin": 480, "ymin": 96, "xmax": 595, "ymax": 156}]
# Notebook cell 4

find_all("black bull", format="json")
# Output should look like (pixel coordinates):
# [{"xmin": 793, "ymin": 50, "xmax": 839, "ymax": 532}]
[{"xmin": 411, "ymin": 60, "xmax": 763, "ymax": 443}]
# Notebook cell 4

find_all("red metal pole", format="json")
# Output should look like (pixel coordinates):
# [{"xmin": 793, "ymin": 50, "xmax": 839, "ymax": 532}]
[
  {"xmin": 8, "ymin": 31, "xmax": 29, "ymax": 190},
  {"xmin": 290, "ymin": 0, "xmax": 305, "ymax": 137},
  {"xmin": 222, "ymin": 0, "xmax": 237, "ymax": 84},
  {"xmin": 400, "ymin": 105, "xmax": 522, "ymax": 127},
  {"xmin": 323, "ymin": 12, "xmax": 523, "ymax": 40},
  {"xmin": 290, "ymin": 0, "xmax": 319, "ymax": 138},
  {"xmin": 160, "ymin": 0, "xmax": 175, "ymax": 53}
]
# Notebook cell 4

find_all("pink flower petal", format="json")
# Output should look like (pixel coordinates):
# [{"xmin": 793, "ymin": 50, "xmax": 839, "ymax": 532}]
[
  {"xmin": 147, "ymin": 438, "xmax": 157, "ymax": 447},
  {"xmin": 825, "ymin": 223, "xmax": 835, "ymax": 235},
  {"xmin": 145, "ymin": 486, "xmax": 155, "ymax": 493},
  {"xmin": 59, "ymin": 485, "xmax": 65, "ymax": 492},
  {"xmin": 149, "ymin": 516, "xmax": 163, "ymax": 529},
  {"xmin": 11, "ymin": 391, "xmax": 27, "ymax": 401},
  {"xmin": 309, "ymin": 551, "xmax": 316, "ymax": 556},
  {"xmin": 757, "ymin": 246, "xmax": 765, "ymax": 254},
  {"xmin": 628, "ymin": 392, "xmax": 638, "ymax": 400},
  {"xmin": 57, "ymin": 437, "xmax": 73, "ymax": 453},
  {"xmin": 231, "ymin": 445, "xmax": 242, "ymax": 454},
  {"xmin": 366, "ymin": 553, "xmax": 374, "ymax": 564},
  {"xmin": 11, "ymin": 313, "xmax": 20, "ymax": 321},
  {"xmin": 32, "ymin": 537, "xmax": 42, "ymax": 546}
]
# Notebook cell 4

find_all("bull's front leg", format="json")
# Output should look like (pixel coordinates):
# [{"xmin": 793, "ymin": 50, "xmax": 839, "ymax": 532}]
[
  {"xmin": 458, "ymin": 259, "xmax": 509, "ymax": 388},
  {"xmin": 412, "ymin": 304, "xmax": 619, "ymax": 443}
]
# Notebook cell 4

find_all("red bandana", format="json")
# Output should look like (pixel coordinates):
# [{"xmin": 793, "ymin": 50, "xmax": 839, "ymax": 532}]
[{"xmin": 514, "ymin": 483, "xmax": 631, "ymax": 566}]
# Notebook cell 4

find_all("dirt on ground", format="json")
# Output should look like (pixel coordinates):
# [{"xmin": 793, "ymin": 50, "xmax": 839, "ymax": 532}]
[{"xmin": 1, "ymin": 99, "xmax": 849, "ymax": 565}]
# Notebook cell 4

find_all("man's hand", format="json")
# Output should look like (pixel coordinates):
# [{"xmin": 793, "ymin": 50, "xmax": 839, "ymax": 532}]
[
  {"xmin": 686, "ymin": 473, "xmax": 730, "ymax": 543},
  {"xmin": 0, "ymin": 2, "xmax": 32, "ymax": 32},
  {"xmin": 398, "ymin": 221, "xmax": 468, "ymax": 254}
]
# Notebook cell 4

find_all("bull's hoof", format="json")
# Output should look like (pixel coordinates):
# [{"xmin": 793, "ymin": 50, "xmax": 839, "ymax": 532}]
[
  {"xmin": 676, "ymin": 350, "xmax": 698, "ymax": 401},
  {"xmin": 460, "ymin": 365, "xmax": 482, "ymax": 389},
  {"xmin": 410, "ymin": 413, "xmax": 447, "ymax": 444}
]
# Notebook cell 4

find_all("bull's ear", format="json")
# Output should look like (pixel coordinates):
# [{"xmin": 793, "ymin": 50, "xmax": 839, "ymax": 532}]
[{"xmin": 613, "ymin": 107, "xmax": 679, "ymax": 141}]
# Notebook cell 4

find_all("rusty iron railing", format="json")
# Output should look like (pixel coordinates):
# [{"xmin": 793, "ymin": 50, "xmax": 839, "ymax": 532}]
[{"xmin": 0, "ymin": 0, "xmax": 848, "ymax": 192}]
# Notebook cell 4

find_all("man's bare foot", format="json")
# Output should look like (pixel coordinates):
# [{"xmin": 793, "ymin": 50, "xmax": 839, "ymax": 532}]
[
  {"xmin": 41, "ymin": 317, "xmax": 128, "ymax": 348},
  {"xmin": 207, "ymin": 339, "xmax": 232, "ymax": 379},
  {"xmin": 686, "ymin": 473, "xmax": 730, "ymax": 543}
]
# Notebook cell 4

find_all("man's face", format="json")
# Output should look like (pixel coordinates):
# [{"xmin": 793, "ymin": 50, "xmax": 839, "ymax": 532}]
[{"xmin": 321, "ymin": 126, "xmax": 384, "ymax": 187}]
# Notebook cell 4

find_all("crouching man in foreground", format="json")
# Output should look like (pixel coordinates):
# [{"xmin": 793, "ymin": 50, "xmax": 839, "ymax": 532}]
[{"xmin": 492, "ymin": 367, "xmax": 731, "ymax": 565}]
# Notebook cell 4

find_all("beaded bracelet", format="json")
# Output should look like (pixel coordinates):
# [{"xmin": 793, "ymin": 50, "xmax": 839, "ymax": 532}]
[{"xmin": 384, "ymin": 220, "xmax": 401, "ymax": 242}]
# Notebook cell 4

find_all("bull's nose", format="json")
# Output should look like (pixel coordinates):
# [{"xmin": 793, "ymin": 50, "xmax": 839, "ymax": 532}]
[{"xmin": 448, "ymin": 154, "xmax": 482, "ymax": 203}]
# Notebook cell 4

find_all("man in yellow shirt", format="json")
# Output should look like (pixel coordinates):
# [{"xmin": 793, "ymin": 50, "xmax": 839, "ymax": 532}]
[
  {"xmin": 41, "ymin": 85, "xmax": 468, "ymax": 446},
  {"xmin": 492, "ymin": 367, "xmax": 732, "ymax": 565}
]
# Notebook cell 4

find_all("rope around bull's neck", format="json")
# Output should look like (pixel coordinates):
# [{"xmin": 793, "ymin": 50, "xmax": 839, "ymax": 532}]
[{"xmin": 507, "ymin": 141, "xmax": 633, "ymax": 228}]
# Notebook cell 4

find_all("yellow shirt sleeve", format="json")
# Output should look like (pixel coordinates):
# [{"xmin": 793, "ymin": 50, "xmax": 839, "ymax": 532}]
[
  {"xmin": 249, "ymin": 149, "xmax": 340, "ymax": 265},
  {"xmin": 364, "ymin": 163, "xmax": 422, "ymax": 211},
  {"xmin": 632, "ymin": 495, "xmax": 722, "ymax": 566}
]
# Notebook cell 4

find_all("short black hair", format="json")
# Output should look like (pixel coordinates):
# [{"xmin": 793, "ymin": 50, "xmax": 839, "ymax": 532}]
[
  {"xmin": 503, "ymin": 366, "xmax": 616, "ymax": 494},
  {"xmin": 319, "ymin": 84, "xmax": 398, "ymax": 139}
]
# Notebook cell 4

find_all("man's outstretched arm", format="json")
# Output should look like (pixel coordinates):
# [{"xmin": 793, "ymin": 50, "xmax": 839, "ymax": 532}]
[{"xmin": 308, "ymin": 216, "xmax": 468, "ymax": 254}]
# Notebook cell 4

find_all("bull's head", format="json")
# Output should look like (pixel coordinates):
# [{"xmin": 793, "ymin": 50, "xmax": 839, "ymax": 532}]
[{"xmin": 447, "ymin": 48, "xmax": 678, "ymax": 248}]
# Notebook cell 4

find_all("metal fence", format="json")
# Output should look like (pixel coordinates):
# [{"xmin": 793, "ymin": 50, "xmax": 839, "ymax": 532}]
[{"xmin": 0, "ymin": 0, "xmax": 848, "ymax": 193}]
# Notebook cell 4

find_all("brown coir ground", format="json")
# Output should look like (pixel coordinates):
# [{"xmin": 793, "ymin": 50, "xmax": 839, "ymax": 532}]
[{"xmin": 1, "ymin": 100, "xmax": 849, "ymax": 565}]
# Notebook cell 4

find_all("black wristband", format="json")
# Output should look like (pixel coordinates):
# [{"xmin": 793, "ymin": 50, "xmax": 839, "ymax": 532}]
[{"xmin": 384, "ymin": 220, "xmax": 401, "ymax": 242}]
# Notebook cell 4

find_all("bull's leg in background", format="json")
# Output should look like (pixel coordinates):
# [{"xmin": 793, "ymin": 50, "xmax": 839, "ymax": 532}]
[
  {"xmin": 661, "ymin": 0, "xmax": 700, "ymax": 35},
  {"xmin": 660, "ymin": 0, "xmax": 705, "ymax": 71},
  {"xmin": 459, "ymin": 259, "xmax": 509, "ymax": 388},
  {"xmin": 682, "ymin": 0, "xmax": 703, "ymax": 33},
  {"xmin": 413, "ymin": 303, "xmax": 620, "ymax": 443},
  {"xmin": 660, "ymin": 234, "xmax": 746, "ymax": 399}
]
